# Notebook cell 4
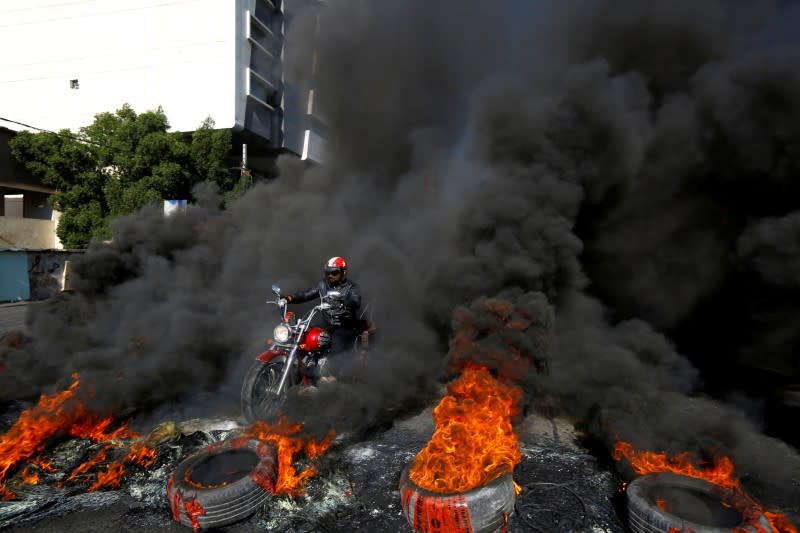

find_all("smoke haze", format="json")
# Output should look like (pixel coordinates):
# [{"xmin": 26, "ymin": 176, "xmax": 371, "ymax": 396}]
[{"xmin": 2, "ymin": 0, "xmax": 799, "ymax": 513}]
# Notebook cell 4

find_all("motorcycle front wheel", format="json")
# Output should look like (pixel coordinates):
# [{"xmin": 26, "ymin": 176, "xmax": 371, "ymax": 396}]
[{"xmin": 241, "ymin": 359, "xmax": 293, "ymax": 423}]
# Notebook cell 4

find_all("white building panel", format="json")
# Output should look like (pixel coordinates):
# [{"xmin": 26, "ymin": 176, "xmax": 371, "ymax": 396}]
[{"xmin": 0, "ymin": 0, "xmax": 236, "ymax": 133}]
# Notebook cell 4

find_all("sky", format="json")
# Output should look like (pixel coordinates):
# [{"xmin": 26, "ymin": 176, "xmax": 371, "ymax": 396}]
[{"xmin": 2, "ymin": 0, "xmax": 799, "ymax": 515}]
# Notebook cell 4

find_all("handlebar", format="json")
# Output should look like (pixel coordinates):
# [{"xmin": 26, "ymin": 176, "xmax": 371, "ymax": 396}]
[
  {"xmin": 265, "ymin": 299, "xmax": 331, "ymax": 310},
  {"xmin": 265, "ymin": 295, "xmax": 332, "ymax": 324}
]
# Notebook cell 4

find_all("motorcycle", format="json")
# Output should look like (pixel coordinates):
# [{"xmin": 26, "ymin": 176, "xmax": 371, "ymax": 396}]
[{"xmin": 240, "ymin": 284, "xmax": 373, "ymax": 423}]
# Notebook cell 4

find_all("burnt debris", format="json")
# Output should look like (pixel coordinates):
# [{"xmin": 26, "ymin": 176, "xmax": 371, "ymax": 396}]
[{"xmin": 0, "ymin": 411, "xmax": 624, "ymax": 532}]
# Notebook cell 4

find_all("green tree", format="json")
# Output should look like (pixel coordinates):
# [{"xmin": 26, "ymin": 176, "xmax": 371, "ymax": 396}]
[{"xmin": 10, "ymin": 104, "xmax": 232, "ymax": 248}]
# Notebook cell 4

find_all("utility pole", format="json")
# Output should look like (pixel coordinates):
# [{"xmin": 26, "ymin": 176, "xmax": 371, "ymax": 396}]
[{"xmin": 241, "ymin": 143, "xmax": 251, "ymax": 188}]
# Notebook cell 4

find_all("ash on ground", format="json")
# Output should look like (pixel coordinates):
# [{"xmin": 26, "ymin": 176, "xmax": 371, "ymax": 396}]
[{"xmin": 1, "ymin": 410, "xmax": 624, "ymax": 532}]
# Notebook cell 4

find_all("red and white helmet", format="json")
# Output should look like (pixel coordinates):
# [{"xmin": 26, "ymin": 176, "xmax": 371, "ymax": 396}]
[{"xmin": 325, "ymin": 256, "xmax": 347, "ymax": 275}]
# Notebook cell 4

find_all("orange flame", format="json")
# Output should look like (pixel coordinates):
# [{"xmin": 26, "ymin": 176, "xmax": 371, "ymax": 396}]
[
  {"xmin": 1, "ymin": 373, "xmax": 83, "ymax": 499},
  {"xmin": 0, "ymin": 373, "xmax": 159, "ymax": 499},
  {"xmin": 614, "ymin": 441, "xmax": 797, "ymax": 533},
  {"xmin": 89, "ymin": 462, "xmax": 125, "ymax": 492},
  {"xmin": 19, "ymin": 458, "xmax": 55, "ymax": 487},
  {"xmin": 613, "ymin": 440, "xmax": 739, "ymax": 491},
  {"xmin": 409, "ymin": 364, "xmax": 522, "ymax": 493},
  {"xmin": 68, "ymin": 413, "xmax": 137, "ymax": 442},
  {"xmin": 30, "ymin": 458, "xmax": 55, "ymax": 473},
  {"xmin": 21, "ymin": 465, "xmax": 39, "ymax": 485},
  {"xmin": 61, "ymin": 444, "xmax": 114, "ymax": 487},
  {"xmin": 243, "ymin": 417, "xmax": 335, "ymax": 498},
  {"xmin": 67, "ymin": 441, "xmax": 158, "ymax": 492},
  {"xmin": 766, "ymin": 513, "xmax": 799, "ymax": 533},
  {"xmin": 124, "ymin": 441, "xmax": 159, "ymax": 468}
]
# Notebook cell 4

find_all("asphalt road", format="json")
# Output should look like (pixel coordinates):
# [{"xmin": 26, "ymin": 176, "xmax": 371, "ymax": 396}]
[
  {"xmin": 1, "ymin": 410, "xmax": 625, "ymax": 533},
  {"xmin": 0, "ymin": 301, "xmax": 29, "ymax": 336}
]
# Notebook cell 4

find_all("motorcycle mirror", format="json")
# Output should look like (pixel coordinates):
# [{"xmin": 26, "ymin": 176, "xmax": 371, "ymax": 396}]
[{"xmin": 272, "ymin": 284, "xmax": 281, "ymax": 295}]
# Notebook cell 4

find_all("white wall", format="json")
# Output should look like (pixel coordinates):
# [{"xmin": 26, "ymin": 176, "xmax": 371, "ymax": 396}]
[
  {"xmin": 0, "ymin": 0, "xmax": 236, "ymax": 133},
  {"xmin": 0, "ymin": 217, "xmax": 59, "ymax": 249}
]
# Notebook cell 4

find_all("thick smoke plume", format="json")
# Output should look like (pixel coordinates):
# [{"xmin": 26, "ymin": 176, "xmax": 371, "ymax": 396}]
[{"xmin": 2, "ymin": 0, "xmax": 799, "ymax": 514}]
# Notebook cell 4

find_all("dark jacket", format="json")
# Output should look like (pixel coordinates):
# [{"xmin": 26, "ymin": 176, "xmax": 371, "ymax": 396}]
[{"xmin": 288, "ymin": 278, "xmax": 361, "ymax": 327}]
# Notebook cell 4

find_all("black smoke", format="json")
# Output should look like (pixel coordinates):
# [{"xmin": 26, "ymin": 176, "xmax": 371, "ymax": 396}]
[{"xmin": 2, "ymin": 0, "xmax": 800, "ymax": 515}]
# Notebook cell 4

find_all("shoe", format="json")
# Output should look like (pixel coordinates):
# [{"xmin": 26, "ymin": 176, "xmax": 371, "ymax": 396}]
[{"xmin": 298, "ymin": 385, "xmax": 318, "ymax": 396}]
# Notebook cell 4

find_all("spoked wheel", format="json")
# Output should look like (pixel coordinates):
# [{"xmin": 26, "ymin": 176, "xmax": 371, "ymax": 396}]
[{"xmin": 241, "ymin": 360, "xmax": 293, "ymax": 423}]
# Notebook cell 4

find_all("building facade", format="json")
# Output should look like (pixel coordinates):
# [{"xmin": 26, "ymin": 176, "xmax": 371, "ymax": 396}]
[
  {"xmin": 0, "ymin": 0, "xmax": 325, "ymax": 254},
  {"xmin": 0, "ymin": 125, "xmax": 60, "ymax": 249},
  {"xmin": 0, "ymin": 0, "xmax": 325, "ymax": 167}
]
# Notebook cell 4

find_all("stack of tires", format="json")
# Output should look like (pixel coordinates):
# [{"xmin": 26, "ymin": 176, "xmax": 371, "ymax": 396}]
[{"xmin": 167, "ymin": 438, "xmax": 277, "ymax": 531}]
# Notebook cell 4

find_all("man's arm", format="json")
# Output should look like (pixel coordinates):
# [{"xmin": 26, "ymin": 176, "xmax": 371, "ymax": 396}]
[
  {"xmin": 286, "ymin": 286, "xmax": 319, "ymax": 304},
  {"xmin": 344, "ymin": 282, "xmax": 362, "ymax": 310}
]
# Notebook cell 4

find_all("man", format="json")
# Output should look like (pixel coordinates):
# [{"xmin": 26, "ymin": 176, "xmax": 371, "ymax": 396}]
[{"xmin": 284, "ymin": 256, "xmax": 362, "ymax": 356}]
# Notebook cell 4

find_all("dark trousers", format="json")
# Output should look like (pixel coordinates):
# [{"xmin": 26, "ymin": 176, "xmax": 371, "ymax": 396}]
[
  {"xmin": 306, "ymin": 327, "xmax": 356, "ymax": 385},
  {"xmin": 328, "ymin": 326, "xmax": 358, "ymax": 355}
]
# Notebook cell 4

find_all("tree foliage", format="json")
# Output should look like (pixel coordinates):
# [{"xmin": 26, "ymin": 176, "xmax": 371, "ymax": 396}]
[{"xmin": 10, "ymin": 104, "xmax": 233, "ymax": 248}]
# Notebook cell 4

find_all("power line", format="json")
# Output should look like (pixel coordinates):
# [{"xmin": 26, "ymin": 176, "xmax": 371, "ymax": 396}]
[
  {"xmin": 0, "ymin": 0, "xmax": 200, "ymax": 29},
  {"xmin": 0, "ymin": 113, "xmax": 214, "ymax": 150},
  {"xmin": 0, "ymin": 116, "xmax": 103, "ymax": 146},
  {"xmin": 0, "ymin": 39, "xmax": 227, "ymax": 71},
  {"xmin": 0, "ymin": 44, "xmax": 228, "ymax": 85},
  {"xmin": 0, "ymin": 0, "xmax": 104, "ymax": 16}
]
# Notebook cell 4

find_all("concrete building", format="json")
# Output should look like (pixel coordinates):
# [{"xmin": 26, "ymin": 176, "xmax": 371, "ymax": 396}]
[
  {"xmin": 0, "ymin": 0, "xmax": 326, "ymax": 171},
  {"xmin": 0, "ymin": 125, "xmax": 61, "ymax": 250},
  {"xmin": 0, "ymin": 0, "xmax": 325, "ymax": 256}
]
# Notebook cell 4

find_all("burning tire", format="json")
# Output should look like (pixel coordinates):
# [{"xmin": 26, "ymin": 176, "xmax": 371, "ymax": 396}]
[
  {"xmin": 626, "ymin": 473, "xmax": 772, "ymax": 533},
  {"xmin": 398, "ymin": 466, "xmax": 516, "ymax": 533},
  {"xmin": 241, "ymin": 359, "xmax": 292, "ymax": 423},
  {"xmin": 167, "ymin": 437, "xmax": 277, "ymax": 531}
]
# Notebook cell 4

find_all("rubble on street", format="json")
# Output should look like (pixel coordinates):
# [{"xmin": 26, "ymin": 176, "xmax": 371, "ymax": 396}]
[{"xmin": 0, "ymin": 407, "xmax": 624, "ymax": 532}]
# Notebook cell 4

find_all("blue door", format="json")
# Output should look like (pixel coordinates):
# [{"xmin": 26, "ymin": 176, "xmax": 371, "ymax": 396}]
[{"xmin": 0, "ymin": 251, "xmax": 30, "ymax": 302}]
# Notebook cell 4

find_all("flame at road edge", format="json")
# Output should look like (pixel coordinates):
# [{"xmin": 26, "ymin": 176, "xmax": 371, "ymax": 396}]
[
  {"xmin": 614, "ymin": 441, "xmax": 798, "ymax": 533},
  {"xmin": 0, "ymin": 373, "xmax": 157, "ymax": 499},
  {"xmin": 243, "ymin": 416, "xmax": 335, "ymax": 498}
]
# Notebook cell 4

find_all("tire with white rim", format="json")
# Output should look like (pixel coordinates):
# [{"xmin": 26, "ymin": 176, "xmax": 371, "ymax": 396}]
[
  {"xmin": 399, "ymin": 465, "xmax": 516, "ymax": 533},
  {"xmin": 626, "ymin": 472, "xmax": 771, "ymax": 533},
  {"xmin": 167, "ymin": 437, "xmax": 276, "ymax": 530}
]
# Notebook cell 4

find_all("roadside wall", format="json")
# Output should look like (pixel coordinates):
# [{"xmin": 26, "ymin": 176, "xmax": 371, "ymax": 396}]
[
  {"xmin": 0, "ymin": 217, "xmax": 58, "ymax": 249},
  {"xmin": 0, "ymin": 249, "xmax": 83, "ymax": 302}
]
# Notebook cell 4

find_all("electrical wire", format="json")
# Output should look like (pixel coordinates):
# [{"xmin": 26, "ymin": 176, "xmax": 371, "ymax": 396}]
[
  {"xmin": 0, "ymin": 116, "xmax": 103, "ymax": 146},
  {"xmin": 0, "ymin": 0, "xmax": 200, "ymax": 29}
]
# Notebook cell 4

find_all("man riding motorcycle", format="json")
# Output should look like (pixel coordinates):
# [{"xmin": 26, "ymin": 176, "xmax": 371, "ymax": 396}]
[{"xmin": 283, "ymin": 256, "xmax": 362, "ymax": 356}]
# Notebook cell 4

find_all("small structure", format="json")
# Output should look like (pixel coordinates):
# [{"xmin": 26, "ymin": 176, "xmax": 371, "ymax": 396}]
[
  {"xmin": 164, "ymin": 199, "xmax": 188, "ymax": 217},
  {"xmin": 0, "ymin": 249, "xmax": 82, "ymax": 302}
]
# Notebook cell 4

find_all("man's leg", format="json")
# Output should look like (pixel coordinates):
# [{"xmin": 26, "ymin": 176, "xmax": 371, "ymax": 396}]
[
  {"xmin": 329, "ymin": 327, "xmax": 358, "ymax": 355},
  {"xmin": 320, "ymin": 327, "xmax": 357, "ymax": 383}
]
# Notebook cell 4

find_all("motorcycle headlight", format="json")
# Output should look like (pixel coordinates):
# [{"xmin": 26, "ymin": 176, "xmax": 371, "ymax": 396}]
[{"xmin": 273, "ymin": 324, "xmax": 291, "ymax": 344}]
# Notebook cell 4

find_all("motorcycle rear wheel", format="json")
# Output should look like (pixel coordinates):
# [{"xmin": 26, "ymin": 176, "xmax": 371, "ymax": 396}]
[{"xmin": 241, "ymin": 360, "xmax": 293, "ymax": 423}]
